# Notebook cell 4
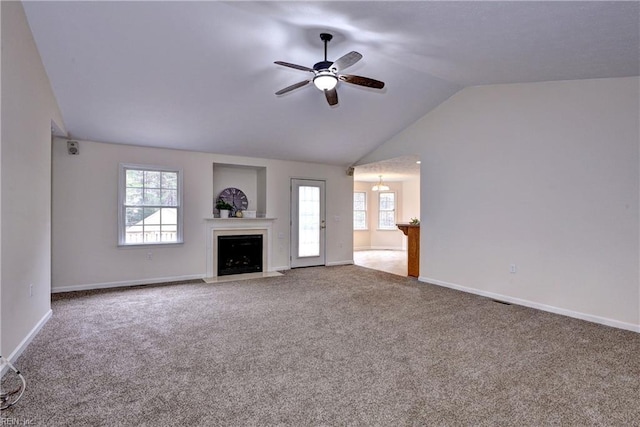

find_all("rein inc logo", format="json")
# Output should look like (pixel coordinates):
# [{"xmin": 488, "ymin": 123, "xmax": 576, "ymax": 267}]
[{"xmin": 0, "ymin": 418, "xmax": 35, "ymax": 426}]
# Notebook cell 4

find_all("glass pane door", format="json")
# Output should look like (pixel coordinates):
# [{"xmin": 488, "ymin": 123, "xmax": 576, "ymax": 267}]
[
  {"xmin": 298, "ymin": 186, "xmax": 321, "ymax": 257},
  {"xmin": 291, "ymin": 179, "xmax": 326, "ymax": 268}
]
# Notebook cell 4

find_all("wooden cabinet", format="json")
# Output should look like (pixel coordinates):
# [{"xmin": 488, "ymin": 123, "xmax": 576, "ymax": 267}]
[{"xmin": 396, "ymin": 224, "xmax": 420, "ymax": 277}]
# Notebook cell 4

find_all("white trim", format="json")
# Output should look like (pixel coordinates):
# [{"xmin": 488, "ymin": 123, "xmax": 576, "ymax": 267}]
[
  {"xmin": 377, "ymin": 190, "xmax": 397, "ymax": 230},
  {"xmin": 420, "ymin": 276, "xmax": 640, "ymax": 333},
  {"xmin": 290, "ymin": 179, "xmax": 327, "ymax": 268},
  {"xmin": 118, "ymin": 163, "xmax": 184, "ymax": 246},
  {"xmin": 327, "ymin": 260, "xmax": 354, "ymax": 266},
  {"xmin": 213, "ymin": 229, "xmax": 267, "ymax": 277},
  {"xmin": 272, "ymin": 265, "xmax": 290, "ymax": 272},
  {"xmin": 52, "ymin": 274, "xmax": 204, "ymax": 293},
  {"xmin": 3, "ymin": 309, "xmax": 52, "ymax": 372},
  {"xmin": 353, "ymin": 190, "xmax": 367, "ymax": 231},
  {"xmin": 205, "ymin": 218, "xmax": 276, "ymax": 278}
]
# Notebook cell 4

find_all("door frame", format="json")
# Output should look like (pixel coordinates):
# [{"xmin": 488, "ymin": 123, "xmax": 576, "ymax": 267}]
[{"xmin": 290, "ymin": 178, "xmax": 326, "ymax": 268}]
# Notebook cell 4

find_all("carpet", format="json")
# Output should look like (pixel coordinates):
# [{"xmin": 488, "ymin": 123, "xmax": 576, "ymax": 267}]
[{"xmin": 3, "ymin": 265, "xmax": 639, "ymax": 426}]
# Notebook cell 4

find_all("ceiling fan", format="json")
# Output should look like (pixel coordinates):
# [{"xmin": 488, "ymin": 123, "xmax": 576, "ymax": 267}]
[{"xmin": 274, "ymin": 33, "xmax": 385, "ymax": 106}]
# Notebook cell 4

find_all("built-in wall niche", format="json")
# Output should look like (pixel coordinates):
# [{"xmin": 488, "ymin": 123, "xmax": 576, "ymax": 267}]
[{"xmin": 212, "ymin": 163, "xmax": 267, "ymax": 217}]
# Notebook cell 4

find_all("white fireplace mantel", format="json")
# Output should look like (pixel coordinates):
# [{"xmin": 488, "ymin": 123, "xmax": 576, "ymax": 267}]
[{"xmin": 205, "ymin": 218, "xmax": 277, "ymax": 279}]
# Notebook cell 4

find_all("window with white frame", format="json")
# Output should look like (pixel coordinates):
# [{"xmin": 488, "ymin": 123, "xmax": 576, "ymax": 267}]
[
  {"xmin": 378, "ymin": 191, "xmax": 396, "ymax": 230},
  {"xmin": 118, "ymin": 164, "xmax": 183, "ymax": 245},
  {"xmin": 353, "ymin": 191, "xmax": 367, "ymax": 230}
]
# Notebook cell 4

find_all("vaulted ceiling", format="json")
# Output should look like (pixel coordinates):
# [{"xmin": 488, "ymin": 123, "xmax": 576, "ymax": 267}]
[{"xmin": 24, "ymin": 1, "xmax": 639, "ymax": 167}]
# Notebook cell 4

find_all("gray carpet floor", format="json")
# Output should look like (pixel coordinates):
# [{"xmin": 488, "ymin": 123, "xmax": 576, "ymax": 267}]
[{"xmin": 3, "ymin": 265, "xmax": 639, "ymax": 426}]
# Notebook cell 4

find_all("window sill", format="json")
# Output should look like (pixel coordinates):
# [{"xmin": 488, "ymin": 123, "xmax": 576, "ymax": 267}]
[{"xmin": 118, "ymin": 241, "xmax": 184, "ymax": 248}]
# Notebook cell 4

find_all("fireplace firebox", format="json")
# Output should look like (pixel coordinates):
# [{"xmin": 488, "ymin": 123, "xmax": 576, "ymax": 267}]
[{"xmin": 217, "ymin": 235, "xmax": 263, "ymax": 276}]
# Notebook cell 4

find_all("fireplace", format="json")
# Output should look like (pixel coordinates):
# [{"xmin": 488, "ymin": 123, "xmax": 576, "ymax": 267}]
[
  {"xmin": 217, "ymin": 234, "xmax": 263, "ymax": 276},
  {"xmin": 205, "ymin": 217, "xmax": 275, "ymax": 278}
]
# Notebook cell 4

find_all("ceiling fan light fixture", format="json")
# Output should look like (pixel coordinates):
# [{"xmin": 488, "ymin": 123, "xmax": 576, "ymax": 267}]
[
  {"xmin": 313, "ymin": 71, "xmax": 338, "ymax": 91},
  {"xmin": 372, "ymin": 175, "xmax": 390, "ymax": 191},
  {"xmin": 274, "ymin": 32, "xmax": 384, "ymax": 105}
]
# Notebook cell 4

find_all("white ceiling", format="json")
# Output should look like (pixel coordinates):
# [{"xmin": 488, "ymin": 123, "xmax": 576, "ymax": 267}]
[
  {"xmin": 23, "ymin": 1, "xmax": 639, "ymax": 168},
  {"xmin": 354, "ymin": 155, "xmax": 421, "ymax": 182}
]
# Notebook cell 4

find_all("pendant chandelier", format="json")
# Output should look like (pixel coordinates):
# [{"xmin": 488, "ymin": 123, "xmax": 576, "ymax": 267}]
[{"xmin": 371, "ymin": 175, "xmax": 390, "ymax": 191}]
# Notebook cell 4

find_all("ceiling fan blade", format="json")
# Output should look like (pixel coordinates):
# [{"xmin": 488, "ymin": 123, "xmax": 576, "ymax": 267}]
[
  {"xmin": 274, "ymin": 61, "xmax": 315, "ymax": 73},
  {"xmin": 339, "ymin": 74, "xmax": 385, "ymax": 89},
  {"xmin": 324, "ymin": 88, "xmax": 338, "ymax": 106},
  {"xmin": 330, "ymin": 51, "xmax": 362, "ymax": 72},
  {"xmin": 275, "ymin": 80, "xmax": 311, "ymax": 95}
]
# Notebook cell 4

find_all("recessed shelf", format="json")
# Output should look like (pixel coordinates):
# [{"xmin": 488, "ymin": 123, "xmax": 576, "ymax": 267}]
[{"xmin": 212, "ymin": 163, "xmax": 267, "ymax": 217}]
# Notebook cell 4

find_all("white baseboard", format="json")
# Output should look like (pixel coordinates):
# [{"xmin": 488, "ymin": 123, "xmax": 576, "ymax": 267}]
[
  {"xmin": 271, "ymin": 265, "xmax": 290, "ymax": 272},
  {"xmin": 419, "ymin": 276, "xmax": 640, "ymax": 333},
  {"xmin": 326, "ymin": 260, "xmax": 354, "ymax": 266},
  {"xmin": 52, "ymin": 274, "xmax": 205, "ymax": 293},
  {"xmin": 2, "ymin": 309, "xmax": 52, "ymax": 374}
]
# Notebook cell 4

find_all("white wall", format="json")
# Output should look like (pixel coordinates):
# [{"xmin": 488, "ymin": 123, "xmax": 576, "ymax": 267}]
[
  {"xmin": 52, "ymin": 139, "xmax": 354, "ymax": 291},
  {"xmin": 359, "ymin": 77, "xmax": 640, "ymax": 331},
  {"xmin": 1, "ymin": 1, "xmax": 66, "ymax": 358},
  {"xmin": 402, "ymin": 176, "xmax": 420, "ymax": 223}
]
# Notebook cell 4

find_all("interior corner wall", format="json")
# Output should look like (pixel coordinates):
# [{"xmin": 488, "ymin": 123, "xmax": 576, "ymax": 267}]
[
  {"xmin": 1, "ymin": 1, "xmax": 66, "ymax": 358},
  {"xmin": 365, "ymin": 77, "xmax": 640, "ymax": 330},
  {"xmin": 51, "ymin": 139, "xmax": 354, "ymax": 291},
  {"xmin": 402, "ymin": 176, "xmax": 420, "ymax": 222}
]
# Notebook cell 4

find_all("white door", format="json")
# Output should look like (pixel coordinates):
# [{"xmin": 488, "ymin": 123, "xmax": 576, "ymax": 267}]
[{"xmin": 291, "ymin": 179, "xmax": 326, "ymax": 268}]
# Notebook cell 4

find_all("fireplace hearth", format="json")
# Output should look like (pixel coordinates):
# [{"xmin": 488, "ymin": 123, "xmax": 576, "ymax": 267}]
[{"xmin": 217, "ymin": 234, "xmax": 263, "ymax": 276}]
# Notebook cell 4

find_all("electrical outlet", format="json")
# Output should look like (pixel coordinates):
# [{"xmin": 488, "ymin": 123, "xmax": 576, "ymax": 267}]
[
  {"xmin": 146, "ymin": 252, "xmax": 153, "ymax": 261},
  {"xmin": 510, "ymin": 264, "xmax": 517, "ymax": 274},
  {"xmin": 29, "ymin": 284, "xmax": 33, "ymax": 297}
]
